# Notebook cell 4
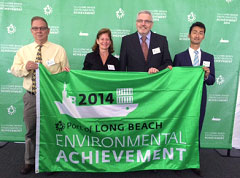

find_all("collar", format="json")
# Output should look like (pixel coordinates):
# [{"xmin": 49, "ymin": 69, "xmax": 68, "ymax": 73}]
[
  {"xmin": 189, "ymin": 47, "xmax": 201, "ymax": 53},
  {"xmin": 137, "ymin": 31, "xmax": 151, "ymax": 40},
  {"xmin": 33, "ymin": 41, "xmax": 50, "ymax": 49}
]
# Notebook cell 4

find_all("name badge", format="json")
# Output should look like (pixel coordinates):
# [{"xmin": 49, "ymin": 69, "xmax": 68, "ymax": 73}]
[
  {"xmin": 46, "ymin": 58, "xmax": 55, "ymax": 66},
  {"xmin": 152, "ymin": 47, "xmax": 161, "ymax": 55},
  {"xmin": 203, "ymin": 61, "xmax": 210, "ymax": 67},
  {"xmin": 108, "ymin": 65, "xmax": 115, "ymax": 70}
]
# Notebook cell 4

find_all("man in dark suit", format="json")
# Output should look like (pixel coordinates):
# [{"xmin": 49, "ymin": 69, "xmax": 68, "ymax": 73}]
[
  {"xmin": 173, "ymin": 22, "xmax": 215, "ymax": 176},
  {"xmin": 120, "ymin": 10, "xmax": 172, "ymax": 73}
]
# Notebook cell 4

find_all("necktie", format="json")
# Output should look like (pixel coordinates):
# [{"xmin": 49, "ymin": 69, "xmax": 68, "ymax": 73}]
[
  {"xmin": 32, "ymin": 45, "xmax": 42, "ymax": 94},
  {"xmin": 141, "ymin": 36, "xmax": 148, "ymax": 61},
  {"xmin": 193, "ymin": 50, "xmax": 199, "ymax": 66}
]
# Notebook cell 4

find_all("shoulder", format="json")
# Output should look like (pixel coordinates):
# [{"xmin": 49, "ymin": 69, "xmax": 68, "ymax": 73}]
[
  {"xmin": 86, "ymin": 51, "xmax": 96, "ymax": 57},
  {"xmin": 85, "ymin": 51, "xmax": 97, "ymax": 61},
  {"xmin": 46, "ymin": 41, "xmax": 66, "ymax": 51},
  {"xmin": 175, "ymin": 50, "xmax": 188, "ymax": 57},
  {"xmin": 122, "ymin": 32, "xmax": 137, "ymax": 40},
  {"xmin": 110, "ymin": 54, "xmax": 119, "ymax": 61},
  {"xmin": 17, "ymin": 42, "xmax": 34, "ymax": 53},
  {"xmin": 47, "ymin": 41, "xmax": 61, "ymax": 47},
  {"xmin": 174, "ymin": 50, "xmax": 188, "ymax": 63},
  {"xmin": 151, "ymin": 32, "xmax": 167, "ymax": 40},
  {"xmin": 201, "ymin": 50, "xmax": 213, "ymax": 57}
]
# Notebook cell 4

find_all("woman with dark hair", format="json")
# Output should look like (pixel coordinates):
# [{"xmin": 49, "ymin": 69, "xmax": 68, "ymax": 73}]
[{"xmin": 83, "ymin": 28, "xmax": 119, "ymax": 71}]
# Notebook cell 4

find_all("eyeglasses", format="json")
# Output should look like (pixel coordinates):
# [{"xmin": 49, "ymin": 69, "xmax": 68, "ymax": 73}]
[
  {"xmin": 136, "ymin": 19, "xmax": 153, "ymax": 24},
  {"xmin": 31, "ymin": 27, "xmax": 48, "ymax": 31}
]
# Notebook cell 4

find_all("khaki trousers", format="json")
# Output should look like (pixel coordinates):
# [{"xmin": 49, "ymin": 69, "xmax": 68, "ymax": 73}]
[{"xmin": 23, "ymin": 92, "xmax": 36, "ymax": 165}]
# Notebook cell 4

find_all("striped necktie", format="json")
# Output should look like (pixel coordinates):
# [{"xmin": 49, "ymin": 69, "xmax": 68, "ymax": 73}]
[
  {"xmin": 141, "ymin": 36, "xmax": 148, "ymax": 61},
  {"xmin": 32, "ymin": 45, "xmax": 42, "ymax": 94},
  {"xmin": 193, "ymin": 50, "xmax": 199, "ymax": 66}
]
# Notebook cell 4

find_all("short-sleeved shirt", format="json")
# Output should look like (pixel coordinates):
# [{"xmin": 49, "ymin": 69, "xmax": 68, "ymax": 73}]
[{"xmin": 11, "ymin": 41, "xmax": 69, "ymax": 92}]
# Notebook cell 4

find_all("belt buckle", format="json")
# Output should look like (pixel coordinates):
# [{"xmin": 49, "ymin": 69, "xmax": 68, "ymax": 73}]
[{"xmin": 27, "ymin": 91, "xmax": 35, "ymax": 95}]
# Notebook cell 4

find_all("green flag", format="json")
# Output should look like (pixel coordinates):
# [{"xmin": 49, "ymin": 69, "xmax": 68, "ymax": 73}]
[{"xmin": 36, "ymin": 64, "xmax": 204, "ymax": 173}]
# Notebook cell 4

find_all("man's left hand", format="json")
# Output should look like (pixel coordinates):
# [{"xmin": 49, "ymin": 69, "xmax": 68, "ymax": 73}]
[
  {"xmin": 203, "ymin": 67, "xmax": 210, "ymax": 79},
  {"xmin": 167, "ymin": 65, "xmax": 172, "ymax": 70},
  {"xmin": 63, "ymin": 67, "xmax": 70, "ymax": 72}
]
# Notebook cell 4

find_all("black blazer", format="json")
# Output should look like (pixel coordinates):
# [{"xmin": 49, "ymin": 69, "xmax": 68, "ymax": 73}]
[
  {"xmin": 173, "ymin": 49, "xmax": 215, "ymax": 133},
  {"xmin": 83, "ymin": 51, "xmax": 120, "ymax": 71},
  {"xmin": 119, "ymin": 31, "xmax": 172, "ymax": 72}
]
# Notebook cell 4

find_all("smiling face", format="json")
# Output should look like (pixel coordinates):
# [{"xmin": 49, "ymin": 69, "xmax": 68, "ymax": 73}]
[
  {"xmin": 31, "ymin": 19, "xmax": 50, "ymax": 45},
  {"xmin": 188, "ymin": 26, "xmax": 205, "ymax": 46},
  {"xmin": 136, "ymin": 13, "xmax": 153, "ymax": 36},
  {"xmin": 97, "ymin": 33, "xmax": 111, "ymax": 51}
]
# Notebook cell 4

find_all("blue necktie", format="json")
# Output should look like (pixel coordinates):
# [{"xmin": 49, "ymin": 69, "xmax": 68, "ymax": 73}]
[{"xmin": 193, "ymin": 50, "xmax": 199, "ymax": 66}]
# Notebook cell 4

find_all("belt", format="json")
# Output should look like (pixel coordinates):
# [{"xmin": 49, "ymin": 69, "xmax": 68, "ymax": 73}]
[{"xmin": 27, "ymin": 91, "xmax": 35, "ymax": 95}]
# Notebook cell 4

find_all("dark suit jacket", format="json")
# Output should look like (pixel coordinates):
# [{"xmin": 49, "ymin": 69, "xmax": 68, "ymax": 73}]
[
  {"xmin": 120, "ymin": 31, "xmax": 172, "ymax": 72},
  {"xmin": 173, "ymin": 49, "xmax": 215, "ymax": 134}
]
